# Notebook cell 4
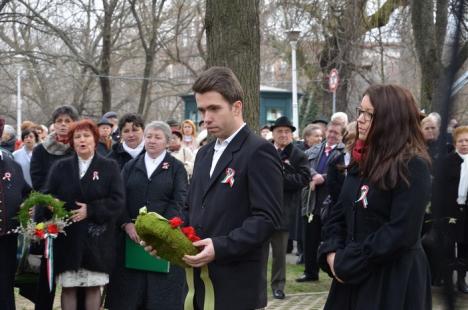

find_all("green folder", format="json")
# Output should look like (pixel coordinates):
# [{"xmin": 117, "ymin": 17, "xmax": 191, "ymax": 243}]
[{"xmin": 125, "ymin": 236, "xmax": 170, "ymax": 273}]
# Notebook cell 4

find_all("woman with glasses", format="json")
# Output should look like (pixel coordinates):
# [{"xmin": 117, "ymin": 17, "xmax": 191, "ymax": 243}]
[{"xmin": 318, "ymin": 85, "xmax": 432, "ymax": 309}]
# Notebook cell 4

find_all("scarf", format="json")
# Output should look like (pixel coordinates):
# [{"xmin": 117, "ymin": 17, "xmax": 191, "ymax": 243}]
[
  {"xmin": 183, "ymin": 135, "xmax": 193, "ymax": 143},
  {"xmin": 42, "ymin": 132, "xmax": 70, "ymax": 155},
  {"xmin": 352, "ymin": 139, "xmax": 366, "ymax": 162},
  {"xmin": 457, "ymin": 151, "xmax": 468, "ymax": 205},
  {"xmin": 123, "ymin": 140, "xmax": 145, "ymax": 159}
]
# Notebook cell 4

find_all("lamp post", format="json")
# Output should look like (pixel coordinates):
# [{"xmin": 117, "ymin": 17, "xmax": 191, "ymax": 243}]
[
  {"xmin": 286, "ymin": 29, "xmax": 300, "ymax": 134},
  {"xmin": 17, "ymin": 67, "xmax": 22, "ymax": 139}
]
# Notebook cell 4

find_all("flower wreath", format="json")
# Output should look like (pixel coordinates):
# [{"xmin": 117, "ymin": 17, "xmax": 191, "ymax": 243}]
[{"xmin": 11, "ymin": 192, "xmax": 71, "ymax": 292}]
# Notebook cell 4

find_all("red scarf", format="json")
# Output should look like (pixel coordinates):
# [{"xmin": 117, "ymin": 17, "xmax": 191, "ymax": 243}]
[
  {"xmin": 55, "ymin": 135, "xmax": 68, "ymax": 144},
  {"xmin": 352, "ymin": 139, "xmax": 366, "ymax": 162}
]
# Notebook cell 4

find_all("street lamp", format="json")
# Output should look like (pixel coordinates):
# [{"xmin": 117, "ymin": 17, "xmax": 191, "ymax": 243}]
[
  {"xmin": 286, "ymin": 29, "xmax": 300, "ymax": 134},
  {"xmin": 17, "ymin": 67, "xmax": 22, "ymax": 139},
  {"xmin": 14, "ymin": 54, "xmax": 25, "ymax": 139}
]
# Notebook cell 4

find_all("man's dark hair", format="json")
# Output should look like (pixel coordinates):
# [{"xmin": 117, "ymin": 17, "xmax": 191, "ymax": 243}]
[
  {"xmin": 21, "ymin": 128, "xmax": 39, "ymax": 142},
  {"xmin": 118, "ymin": 113, "xmax": 145, "ymax": 132},
  {"xmin": 192, "ymin": 66, "xmax": 244, "ymax": 104},
  {"xmin": 52, "ymin": 105, "xmax": 79, "ymax": 122}
]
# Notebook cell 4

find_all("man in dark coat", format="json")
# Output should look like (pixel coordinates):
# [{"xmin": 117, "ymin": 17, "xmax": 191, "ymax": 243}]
[
  {"xmin": 0, "ymin": 117, "xmax": 31, "ymax": 310},
  {"xmin": 181, "ymin": 67, "xmax": 283, "ymax": 310},
  {"xmin": 269, "ymin": 116, "xmax": 310, "ymax": 299},
  {"xmin": 297, "ymin": 120, "xmax": 345, "ymax": 282}
]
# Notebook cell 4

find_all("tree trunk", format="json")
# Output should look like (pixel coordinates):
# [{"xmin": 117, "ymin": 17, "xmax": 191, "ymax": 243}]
[
  {"xmin": 138, "ymin": 54, "xmax": 154, "ymax": 116},
  {"xmin": 100, "ymin": 0, "xmax": 115, "ymax": 114},
  {"xmin": 205, "ymin": 0, "xmax": 260, "ymax": 131}
]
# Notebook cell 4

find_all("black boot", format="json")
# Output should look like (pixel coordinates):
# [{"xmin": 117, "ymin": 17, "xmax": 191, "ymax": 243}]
[{"xmin": 458, "ymin": 271, "xmax": 468, "ymax": 293}]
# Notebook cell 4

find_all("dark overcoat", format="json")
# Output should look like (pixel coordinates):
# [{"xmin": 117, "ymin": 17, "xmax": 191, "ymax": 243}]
[
  {"xmin": 44, "ymin": 153, "xmax": 125, "ymax": 275},
  {"xmin": 432, "ymin": 152, "xmax": 468, "ymax": 242},
  {"xmin": 185, "ymin": 126, "xmax": 283, "ymax": 310},
  {"xmin": 278, "ymin": 142, "xmax": 310, "ymax": 234},
  {"xmin": 30, "ymin": 143, "xmax": 74, "ymax": 191},
  {"xmin": 107, "ymin": 152, "xmax": 188, "ymax": 310},
  {"xmin": 318, "ymin": 157, "xmax": 432, "ymax": 310},
  {"xmin": 107, "ymin": 142, "xmax": 145, "ymax": 170}
]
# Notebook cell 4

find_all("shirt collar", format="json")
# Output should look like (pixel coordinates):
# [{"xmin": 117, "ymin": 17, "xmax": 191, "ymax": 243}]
[
  {"xmin": 145, "ymin": 150, "xmax": 166, "ymax": 164},
  {"xmin": 214, "ymin": 123, "xmax": 246, "ymax": 151}
]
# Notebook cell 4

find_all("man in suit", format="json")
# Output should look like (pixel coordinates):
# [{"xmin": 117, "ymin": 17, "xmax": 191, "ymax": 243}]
[
  {"xmin": 269, "ymin": 116, "xmax": 310, "ymax": 299},
  {"xmin": 180, "ymin": 67, "xmax": 283, "ymax": 309}
]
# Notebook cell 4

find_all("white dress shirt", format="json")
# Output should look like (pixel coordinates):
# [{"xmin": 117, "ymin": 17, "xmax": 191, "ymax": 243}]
[
  {"xmin": 145, "ymin": 151, "xmax": 166, "ymax": 179},
  {"xmin": 210, "ymin": 123, "xmax": 246, "ymax": 177},
  {"xmin": 78, "ymin": 155, "xmax": 94, "ymax": 179}
]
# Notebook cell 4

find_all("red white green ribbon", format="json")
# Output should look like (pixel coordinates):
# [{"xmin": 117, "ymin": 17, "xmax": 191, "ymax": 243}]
[
  {"xmin": 44, "ymin": 233, "xmax": 58, "ymax": 292},
  {"xmin": 356, "ymin": 185, "xmax": 369, "ymax": 208},
  {"xmin": 221, "ymin": 168, "xmax": 235, "ymax": 188}
]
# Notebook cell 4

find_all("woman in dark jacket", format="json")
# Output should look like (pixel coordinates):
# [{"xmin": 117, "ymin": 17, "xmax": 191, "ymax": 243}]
[
  {"xmin": 318, "ymin": 84, "xmax": 432, "ymax": 310},
  {"xmin": 108, "ymin": 113, "xmax": 145, "ymax": 169},
  {"xmin": 107, "ymin": 121, "xmax": 188, "ymax": 310},
  {"xmin": 0, "ymin": 117, "xmax": 30, "ymax": 310},
  {"xmin": 431, "ymin": 125, "xmax": 468, "ymax": 292},
  {"xmin": 44, "ymin": 119, "xmax": 125, "ymax": 310}
]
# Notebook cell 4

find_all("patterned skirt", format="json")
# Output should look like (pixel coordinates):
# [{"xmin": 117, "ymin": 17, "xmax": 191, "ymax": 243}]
[{"xmin": 57, "ymin": 268, "xmax": 109, "ymax": 287}]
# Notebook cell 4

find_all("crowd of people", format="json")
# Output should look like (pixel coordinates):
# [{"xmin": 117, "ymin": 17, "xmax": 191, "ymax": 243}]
[{"xmin": 0, "ymin": 66, "xmax": 466, "ymax": 310}]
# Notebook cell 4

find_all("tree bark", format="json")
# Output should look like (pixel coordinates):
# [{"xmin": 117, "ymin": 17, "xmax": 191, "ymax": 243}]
[
  {"xmin": 205, "ymin": 0, "xmax": 260, "ymax": 131},
  {"xmin": 100, "ymin": 0, "xmax": 117, "ymax": 114}
]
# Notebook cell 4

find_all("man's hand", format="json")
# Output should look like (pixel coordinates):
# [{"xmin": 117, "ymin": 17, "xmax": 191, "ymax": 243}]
[
  {"xmin": 327, "ymin": 252, "xmax": 344, "ymax": 283},
  {"xmin": 124, "ymin": 223, "xmax": 140, "ymax": 243},
  {"xmin": 183, "ymin": 238, "xmax": 215, "ymax": 268},
  {"xmin": 71, "ymin": 201, "xmax": 87, "ymax": 222},
  {"xmin": 312, "ymin": 174, "xmax": 325, "ymax": 185}
]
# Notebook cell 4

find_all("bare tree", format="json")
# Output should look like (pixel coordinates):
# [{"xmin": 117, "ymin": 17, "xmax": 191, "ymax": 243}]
[{"xmin": 205, "ymin": 0, "xmax": 261, "ymax": 130}]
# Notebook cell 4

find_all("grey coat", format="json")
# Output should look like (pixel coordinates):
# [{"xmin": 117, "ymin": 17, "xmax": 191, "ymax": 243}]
[{"xmin": 302, "ymin": 141, "xmax": 345, "ymax": 216}]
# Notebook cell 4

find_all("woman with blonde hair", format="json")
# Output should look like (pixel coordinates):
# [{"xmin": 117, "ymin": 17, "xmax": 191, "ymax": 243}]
[{"xmin": 181, "ymin": 119, "xmax": 198, "ymax": 151}]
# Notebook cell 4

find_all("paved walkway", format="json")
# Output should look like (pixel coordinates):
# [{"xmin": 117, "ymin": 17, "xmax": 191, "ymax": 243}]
[{"xmin": 266, "ymin": 288, "xmax": 468, "ymax": 310}]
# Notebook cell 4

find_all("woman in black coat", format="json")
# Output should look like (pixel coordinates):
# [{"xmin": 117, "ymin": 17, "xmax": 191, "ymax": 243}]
[
  {"xmin": 107, "ymin": 121, "xmax": 188, "ymax": 310},
  {"xmin": 44, "ymin": 119, "xmax": 124, "ymax": 310},
  {"xmin": 107, "ymin": 113, "xmax": 145, "ymax": 169},
  {"xmin": 318, "ymin": 85, "xmax": 432, "ymax": 310},
  {"xmin": 431, "ymin": 125, "xmax": 468, "ymax": 292},
  {"xmin": 0, "ymin": 118, "xmax": 30, "ymax": 310}
]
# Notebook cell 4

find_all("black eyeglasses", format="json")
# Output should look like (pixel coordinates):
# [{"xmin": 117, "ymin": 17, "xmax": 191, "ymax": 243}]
[{"xmin": 356, "ymin": 107, "xmax": 374, "ymax": 121}]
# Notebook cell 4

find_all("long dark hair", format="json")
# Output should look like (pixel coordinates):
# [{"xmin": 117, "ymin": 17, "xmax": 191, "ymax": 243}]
[{"xmin": 357, "ymin": 84, "xmax": 430, "ymax": 190}]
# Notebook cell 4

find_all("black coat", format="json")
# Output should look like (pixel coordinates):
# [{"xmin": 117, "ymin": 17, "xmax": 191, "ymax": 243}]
[
  {"xmin": 185, "ymin": 126, "xmax": 283, "ymax": 310},
  {"xmin": 30, "ymin": 143, "xmax": 74, "ymax": 191},
  {"xmin": 432, "ymin": 152, "xmax": 467, "ymax": 242},
  {"xmin": 121, "ymin": 152, "xmax": 188, "ymax": 224},
  {"xmin": 107, "ymin": 152, "xmax": 188, "ymax": 310},
  {"xmin": 107, "ymin": 142, "xmax": 145, "ymax": 170},
  {"xmin": 318, "ymin": 157, "xmax": 432, "ymax": 310},
  {"xmin": 44, "ymin": 153, "xmax": 125, "ymax": 275},
  {"xmin": 0, "ymin": 152, "xmax": 30, "ymax": 235},
  {"xmin": 278, "ymin": 142, "xmax": 310, "ymax": 233}
]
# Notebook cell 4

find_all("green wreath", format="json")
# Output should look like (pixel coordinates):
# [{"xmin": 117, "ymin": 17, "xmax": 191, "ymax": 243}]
[{"xmin": 18, "ymin": 192, "xmax": 68, "ymax": 228}]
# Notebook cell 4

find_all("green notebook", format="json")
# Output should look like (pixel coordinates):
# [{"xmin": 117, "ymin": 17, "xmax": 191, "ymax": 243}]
[{"xmin": 125, "ymin": 236, "xmax": 170, "ymax": 273}]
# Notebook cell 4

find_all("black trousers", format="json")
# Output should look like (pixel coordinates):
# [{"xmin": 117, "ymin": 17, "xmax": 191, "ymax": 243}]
[
  {"xmin": 302, "ymin": 214, "xmax": 322, "ymax": 278},
  {"xmin": 0, "ymin": 234, "xmax": 18, "ymax": 310}
]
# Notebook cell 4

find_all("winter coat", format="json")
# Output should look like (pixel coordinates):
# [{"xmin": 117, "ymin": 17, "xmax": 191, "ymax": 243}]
[
  {"xmin": 30, "ymin": 134, "xmax": 74, "ymax": 191},
  {"xmin": 44, "ymin": 153, "xmax": 125, "ymax": 275},
  {"xmin": 302, "ymin": 141, "xmax": 345, "ymax": 216},
  {"xmin": 13, "ymin": 146, "xmax": 33, "ymax": 187},
  {"xmin": 317, "ymin": 157, "xmax": 432, "ymax": 310},
  {"xmin": 107, "ymin": 142, "xmax": 145, "ymax": 170},
  {"xmin": 277, "ymin": 142, "xmax": 310, "ymax": 233}
]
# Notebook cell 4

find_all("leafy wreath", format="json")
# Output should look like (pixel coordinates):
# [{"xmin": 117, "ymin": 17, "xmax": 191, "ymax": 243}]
[{"xmin": 18, "ymin": 192, "xmax": 69, "ymax": 228}]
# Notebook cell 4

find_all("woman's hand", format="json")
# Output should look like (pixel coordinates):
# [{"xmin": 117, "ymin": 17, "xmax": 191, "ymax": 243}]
[
  {"xmin": 124, "ymin": 223, "xmax": 140, "ymax": 243},
  {"xmin": 327, "ymin": 252, "xmax": 344, "ymax": 283},
  {"xmin": 71, "ymin": 201, "xmax": 88, "ymax": 222}
]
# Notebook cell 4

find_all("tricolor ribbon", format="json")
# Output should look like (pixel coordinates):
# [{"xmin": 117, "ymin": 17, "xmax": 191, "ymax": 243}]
[
  {"xmin": 44, "ymin": 233, "xmax": 58, "ymax": 292},
  {"xmin": 221, "ymin": 168, "xmax": 235, "ymax": 188},
  {"xmin": 92, "ymin": 171, "xmax": 99, "ymax": 181},
  {"xmin": 2, "ymin": 172, "xmax": 11, "ymax": 181},
  {"xmin": 355, "ymin": 185, "xmax": 369, "ymax": 208}
]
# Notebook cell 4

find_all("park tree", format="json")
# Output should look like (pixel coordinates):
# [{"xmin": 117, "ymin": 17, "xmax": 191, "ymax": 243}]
[{"xmin": 205, "ymin": 0, "xmax": 261, "ymax": 130}]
